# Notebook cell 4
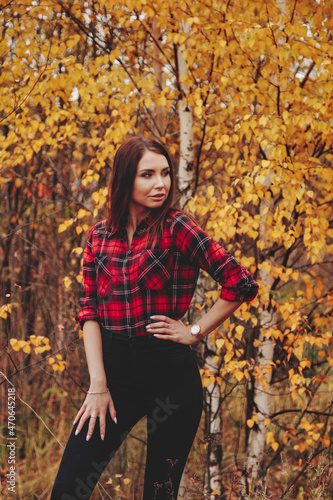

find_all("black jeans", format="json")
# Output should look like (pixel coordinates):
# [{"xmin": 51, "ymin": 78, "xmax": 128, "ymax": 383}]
[{"xmin": 51, "ymin": 331, "xmax": 203, "ymax": 500}]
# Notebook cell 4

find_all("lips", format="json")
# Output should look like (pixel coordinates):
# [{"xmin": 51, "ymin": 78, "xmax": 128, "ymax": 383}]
[{"xmin": 150, "ymin": 194, "xmax": 165, "ymax": 200}]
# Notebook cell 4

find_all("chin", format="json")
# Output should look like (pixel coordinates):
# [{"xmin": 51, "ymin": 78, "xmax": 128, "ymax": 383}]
[{"xmin": 148, "ymin": 199, "xmax": 166, "ymax": 207}]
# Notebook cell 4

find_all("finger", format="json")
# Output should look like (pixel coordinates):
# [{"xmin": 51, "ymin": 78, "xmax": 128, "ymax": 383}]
[
  {"xmin": 73, "ymin": 403, "xmax": 87, "ymax": 425},
  {"xmin": 109, "ymin": 397, "xmax": 117, "ymax": 424},
  {"xmin": 75, "ymin": 410, "xmax": 90, "ymax": 436},
  {"xmin": 99, "ymin": 413, "xmax": 106, "ymax": 440},
  {"xmin": 151, "ymin": 326, "xmax": 174, "ymax": 335},
  {"xmin": 153, "ymin": 333, "xmax": 176, "ymax": 341},
  {"xmin": 150, "ymin": 315, "xmax": 173, "ymax": 324},
  {"xmin": 86, "ymin": 415, "xmax": 97, "ymax": 442},
  {"xmin": 146, "ymin": 321, "xmax": 166, "ymax": 331}
]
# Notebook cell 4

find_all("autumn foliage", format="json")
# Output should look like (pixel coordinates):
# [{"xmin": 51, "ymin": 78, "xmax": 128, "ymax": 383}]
[{"xmin": 1, "ymin": 0, "xmax": 333, "ymax": 498}]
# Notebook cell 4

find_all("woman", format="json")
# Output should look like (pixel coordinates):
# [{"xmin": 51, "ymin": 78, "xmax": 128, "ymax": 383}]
[{"xmin": 51, "ymin": 136, "xmax": 258, "ymax": 500}]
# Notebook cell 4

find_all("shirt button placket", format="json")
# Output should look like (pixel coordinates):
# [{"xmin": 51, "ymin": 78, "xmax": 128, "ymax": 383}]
[{"xmin": 125, "ymin": 251, "xmax": 132, "ymax": 334}]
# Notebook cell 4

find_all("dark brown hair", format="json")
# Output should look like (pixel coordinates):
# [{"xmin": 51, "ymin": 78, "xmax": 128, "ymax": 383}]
[{"xmin": 106, "ymin": 136, "xmax": 175, "ymax": 241}]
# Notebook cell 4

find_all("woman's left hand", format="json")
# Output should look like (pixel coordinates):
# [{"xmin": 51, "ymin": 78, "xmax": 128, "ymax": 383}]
[{"xmin": 146, "ymin": 315, "xmax": 198, "ymax": 345}]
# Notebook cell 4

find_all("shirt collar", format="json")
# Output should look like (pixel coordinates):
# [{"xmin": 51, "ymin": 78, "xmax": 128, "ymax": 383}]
[{"xmin": 108, "ymin": 213, "xmax": 154, "ymax": 237}]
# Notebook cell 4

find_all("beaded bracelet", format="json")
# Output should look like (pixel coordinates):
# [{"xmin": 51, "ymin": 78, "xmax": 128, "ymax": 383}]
[{"xmin": 87, "ymin": 388, "xmax": 109, "ymax": 395}]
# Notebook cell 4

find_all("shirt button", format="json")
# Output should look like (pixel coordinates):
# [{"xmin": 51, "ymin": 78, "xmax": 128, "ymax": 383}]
[{"xmin": 128, "ymin": 250, "xmax": 132, "ymax": 255}]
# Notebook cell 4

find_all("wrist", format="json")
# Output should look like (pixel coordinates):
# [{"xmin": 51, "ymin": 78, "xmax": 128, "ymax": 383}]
[
  {"xmin": 89, "ymin": 377, "xmax": 107, "ymax": 392},
  {"xmin": 189, "ymin": 323, "xmax": 205, "ymax": 341}
]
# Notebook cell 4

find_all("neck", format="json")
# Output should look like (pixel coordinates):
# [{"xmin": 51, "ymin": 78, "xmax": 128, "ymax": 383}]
[{"xmin": 126, "ymin": 207, "xmax": 151, "ymax": 232}]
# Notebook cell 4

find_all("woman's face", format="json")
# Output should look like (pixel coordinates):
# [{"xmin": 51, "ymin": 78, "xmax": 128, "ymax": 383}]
[{"xmin": 129, "ymin": 150, "xmax": 171, "ymax": 216}]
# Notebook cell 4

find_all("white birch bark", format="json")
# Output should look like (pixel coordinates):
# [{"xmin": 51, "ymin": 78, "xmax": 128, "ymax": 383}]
[
  {"xmin": 177, "ymin": 21, "xmax": 222, "ymax": 498},
  {"xmin": 204, "ymin": 348, "xmax": 223, "ymax": 499},
  {"xmin": 177, "ymin": 21, "xmax": 194, "ymax": 208},
  {"xmin": 239, "ymin": 172, "xmax": 276, "ymax": 498},
  {"xmin": 152, "ymin": 18, "xmax": 165, "ymax": 135},
  {"xmin": 176, "ymin": 21, "xmax": 195, "ymax": 499}
]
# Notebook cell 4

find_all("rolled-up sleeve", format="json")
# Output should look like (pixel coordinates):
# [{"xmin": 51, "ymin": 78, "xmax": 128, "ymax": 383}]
[
  {"xmin": 172, "ymin": 213, "xmax": 259, "ymax": 302},
  {"xmin": 76, "ymin": 228, "xmax": 100, "ymax": 328}
]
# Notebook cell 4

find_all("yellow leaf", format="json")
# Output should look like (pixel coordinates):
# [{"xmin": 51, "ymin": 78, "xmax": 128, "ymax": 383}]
[
  {"xmin": 0, "ymin": 304, "xmax": 12, "ymax": 319},
  {"xmin": 77, "ymin": 209, "xmax": 91, "ymax": 219},
  {"xmin": 216, "ymin": 338, "xmax": 225, "ymax": 349},
  {"xmin": 247, "ymin": 419, "xmax": 254, "ymax": 428},
  {"xmin": 66, "ymin": 34, "xmax": 80, "ymax": 48},
  {"xmin": 23, "ymin": 344, "xmax": 31, "ymax": 354},
  {"xmin": 299, "ymin": 442, "xmax": 308, "ymax": 453},
  {"xmin": 234, "ymin": 371, "xmax": 244, "ymax": 382},
  {"xmin": 264, "ymin": 418, "xmax": 271, "ymax": 426},
  {"xmin": 214, "ymin": 138, "xmax": 223, "ymax": 150},
  {"xmin": 207, "ymin": 185, "xmax": 214, "ymax": 197},
  {"xmin": 266, "ymin": 431, "xmax": 274, "ymax": 444},
  {"xmin": 235, "ymin": 325, "xmax": 244, "ymax": 340},
  {"xmin": 11, "ymin": 340, "xmax": 27, "ymax": 351},
  {"xmin": 35, "ymin": 346, "xmax": 47, "ymax": 354},
  {"xmin": 224, "ymin": 352, "xmax": 233, "ymax": 363},
  {"xmin": 63, "ymin": 277, "xmax": 72, "ymax": 289},
  {"xmin": 72, "ymin": 247, "xmax": 83, "ymax": 255},
  {"xmin": 271, "ymin": 441, "xmax": 279, "ymax": 452}
]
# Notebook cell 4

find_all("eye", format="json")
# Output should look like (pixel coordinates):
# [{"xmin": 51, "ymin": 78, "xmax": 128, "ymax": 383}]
[
  {"xmin": 141, "ymin": 172, "xmax": 152, "ymax": 178},
  {"xmin": 163, "ymin": 170, "xmax": 171, "ymax": 177}
]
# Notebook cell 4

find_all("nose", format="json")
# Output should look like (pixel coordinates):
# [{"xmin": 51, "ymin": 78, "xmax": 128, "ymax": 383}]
[{"xmin": 154, "ymin": 175, "xmax": 165, "ymax": 189}]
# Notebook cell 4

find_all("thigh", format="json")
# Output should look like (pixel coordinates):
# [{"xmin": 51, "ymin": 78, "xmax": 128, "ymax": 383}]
[
  {"xmin": 51, "ymin": 392, "xmax": 146, "ymax": 500},
  {"xmin": 143, "ymin": 352, "xmax": 203, "ymax": 500}
]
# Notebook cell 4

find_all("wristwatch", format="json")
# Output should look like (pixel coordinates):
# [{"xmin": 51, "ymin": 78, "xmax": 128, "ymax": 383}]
[{"xmin": 190, "ymin": 324, "xmax": 201, "ymax": 337}]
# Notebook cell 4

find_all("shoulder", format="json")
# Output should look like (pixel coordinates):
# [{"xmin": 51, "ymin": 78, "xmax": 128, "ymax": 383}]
[
  {"xmin": 86, "ymin": 220, "xmax": 106, "ymax": 238},
  {"xmin": 167, "ymin": 209, "xmax": 203, "ymax": 234},
  {"xmin": 86, "ymin": 220, "xmax": 114, "ymax": 245},
  {"xmin": 89, "ymin": 219, "xmax": 107, "ymax": 233},
  {"xmin": 167, "ymin": 208, "xmax": 196, "ymax": 225}
]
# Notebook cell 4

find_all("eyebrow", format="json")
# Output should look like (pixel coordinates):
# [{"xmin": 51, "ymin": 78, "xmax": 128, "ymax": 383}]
[{"xmin": 138, "ymin": 167, "xmax": 170, "ymax": 173}]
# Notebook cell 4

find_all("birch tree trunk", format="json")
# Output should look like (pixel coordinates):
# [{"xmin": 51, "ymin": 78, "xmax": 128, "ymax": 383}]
[
  {"xmin": 239, "ymin": 172, "xmax": 276, "ymax": 498},
  {"xmin": 176, "ymin": 21, "xmax": 194, "ymax": 207},
  {"xmin": 152, "ymin": 18, "xmax": 165, "ymax": 135},
  {"xmin": 176, "ymin": 22, "xmax": 223, "ymax": 498},
  {"xmin": 204, "ymin": 342, "xmax": 224, "ymax": 499},
  {"xmin": 175, "ymin": 22, "xmax": 196, "ymax": 499}
]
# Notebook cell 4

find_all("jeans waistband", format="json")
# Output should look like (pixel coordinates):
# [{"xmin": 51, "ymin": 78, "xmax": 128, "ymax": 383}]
[
  {"xmin": 101, "ymin": 329, "xmax": 156, "ymax": 341},
  {"xmin": 100, "ymin": 327, "xmax": 190, "ymax": 352}
]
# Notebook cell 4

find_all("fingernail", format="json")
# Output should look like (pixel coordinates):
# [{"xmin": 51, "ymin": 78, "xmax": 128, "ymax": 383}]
[
  {"xmin": 101, "ymin": 434, "xmax": 105, "ymax": 441},
  {"xmin": 73, "ymin": 420, "xmax": 76, "ymax": 426},
  {"xmin": 150, "ymin": 316, "xmax": 155, "ymax": 319},
  {"xmin": 113, "ymin": 417, "xmax": 117, "ymax": 424},
  {"xmin": 75, "ymin": 429, "xmax": 79, "ymax": 436},
  {"xmin": 86, "ymin": 435, "xmax": 90, "ymax": 442},
  {"xmin": 146, "ymin": 325, "xmax": 151, "ymax": 330}
]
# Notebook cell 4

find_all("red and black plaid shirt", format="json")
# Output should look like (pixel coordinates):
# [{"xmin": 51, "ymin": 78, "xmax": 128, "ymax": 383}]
[{"xmin": 76, "ymin": 209, "xmax": 259, "ymax": 336}]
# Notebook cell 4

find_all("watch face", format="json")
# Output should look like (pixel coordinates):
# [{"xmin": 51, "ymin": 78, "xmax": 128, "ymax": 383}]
[{"xmin": 191, "ymin": 324, "xmax": 201, "ymax": 335}]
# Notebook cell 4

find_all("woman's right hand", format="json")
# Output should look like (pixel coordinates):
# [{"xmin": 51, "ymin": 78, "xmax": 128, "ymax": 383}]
[{"xmin": 73, "ymin": 390, "xmax": 117, "ymax": 442}]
